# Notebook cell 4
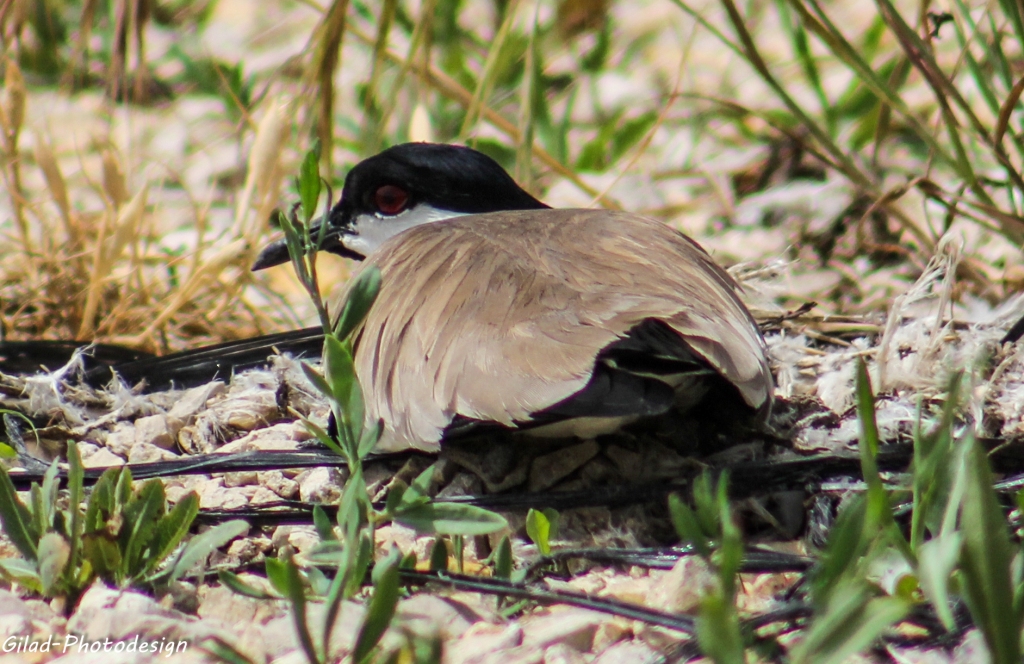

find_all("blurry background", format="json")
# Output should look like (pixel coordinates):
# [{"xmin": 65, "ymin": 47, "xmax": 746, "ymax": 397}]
[{"xmin": 0, "ymin": 0, "xmax": 1021, "ymax": 353}]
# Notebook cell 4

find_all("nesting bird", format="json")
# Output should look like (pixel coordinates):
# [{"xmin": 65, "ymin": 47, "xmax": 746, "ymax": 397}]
[{"xmin": 254, "ymin": 143, "xmax": 772, "ymax": 452}]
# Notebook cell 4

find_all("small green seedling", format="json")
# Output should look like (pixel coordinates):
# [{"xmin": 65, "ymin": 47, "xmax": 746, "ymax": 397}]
[{"xmin": 0, "ymin": 441, "xmax": 245, "ymax": 603}]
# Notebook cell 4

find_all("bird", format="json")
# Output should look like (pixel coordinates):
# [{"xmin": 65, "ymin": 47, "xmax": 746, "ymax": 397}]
[{"xmin": 253, "ymin": 143, "xmax": 773, "ymax": 453}]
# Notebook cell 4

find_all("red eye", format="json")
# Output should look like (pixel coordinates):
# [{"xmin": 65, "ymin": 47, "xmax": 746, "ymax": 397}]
[{"xmin": 373, "ymin": 185, "xmax": 409, "ymax": 215}]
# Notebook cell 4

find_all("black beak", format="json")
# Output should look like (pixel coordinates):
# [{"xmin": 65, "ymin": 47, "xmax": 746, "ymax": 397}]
[{"xmin": 251, "ymin": 223, "xmax": 362, "ymax": 271}]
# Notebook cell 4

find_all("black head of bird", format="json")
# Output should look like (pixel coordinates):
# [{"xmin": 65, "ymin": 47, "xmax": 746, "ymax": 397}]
[
  {"xmin": 253, "ymin": 142, "xmax": 773, "ymax": 452},
  {"xmin": 252, "ymin": 143, "xmax": 549, "ymax": 268}
]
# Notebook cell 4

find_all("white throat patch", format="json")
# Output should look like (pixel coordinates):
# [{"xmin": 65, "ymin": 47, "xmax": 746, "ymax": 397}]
[{"xmin": 343, "ymin": 204, "xmax": 468, "ymax": 256}]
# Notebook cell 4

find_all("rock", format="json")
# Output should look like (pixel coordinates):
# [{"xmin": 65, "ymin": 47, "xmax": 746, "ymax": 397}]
[
  {"xmin": 134, "ymin": 413, "xmax": 179, "ymax": 449},
  {"xmin": 647, "ymin": 556, "xmax": 719, "ymax": 614},
  {"xmin": 592, "ymin": 640, "xmax": 659, "ymax": 664},
  {"xmin": 198, "ymin": 585, "xmax": 280, "ymax": 626},
  {"xmin": 287, "ymin": 527, "xmax": 320, "ymax": 553},
  {"xmin": 66, "ymin": 583, "xmax": 256, "ymax": 663},
  {"xmin": 223, "ymin": 471, "xmax": 258, "ymax": 487},
  {"xmin": 445, "ymin": 623, "xmax": 524, "ymax": 664},
  {"xmin": 104, "ymin": 425, "xmax": 135, "ymax": 457},
  {"xmin": 443, "ymin": 443, "xmax": 529, "ymax": 493},
  {"xmin": 297, "ymin": 467, "xmax": 343, "ymax": 503},
  {"xmin": 257, "ymin": 470, "xmax": 299, "ymax": 498},
  {"xmin": 197, "ymin": 479, "xmax": 249, "ymax": 509},
  {"xmin": 81, "ymin": 448, "xmax": 125, "ymax": 469},
  {"xmin": 374, "ymin": 524, "xmax": 427, "ymax": 560},
  {"xmin": 466, "ymin": 645, "xmax": 545, "ymax": 664},
  {"xmin": 167, "ymin": 382, "xmax": 226, "ymax": 423},
  {"xmin": 176, "ymin": 426, "xmax": 210, "ymax": 454},
  {"xmin": 396, "ymin": 594, "xmax": 485, "ymax": 642},
  {"xmin": 0, "ymin": 613, "xmax": 32, "ymax": 640},
  {"xmin": 598, "ymin": 575, "xmax": 651, "ymax": 605},
  {"xmin": 225, "ymin": 536, "xmax": 268, "ymax": 564},
  {"xmin": 0, "ymin": 590, "xmax": 31, "ymax": 619},
  {"xmin": 304, "ymin": 600, "xmax": 367, "ymax": 660},
  {"xmin": 603, "ymin": 445, "xmax": 645, "ymax": 481},
  {"xmin": 591, "ymin": 619, "xmax": 631, "ymax": 653},
  {"xmin": 127, "ymin": 442, "xmax": 179, "ymax": 464},
  {"xmin": 231, "ymin": 422, "xmax": 302, "ymax": 451},
  {"xmin": 543, "ymin": 643, "xmax": 588, "ymax": 664},
  {"xmin": 528, "ymin": 441, "xmax": 599, "ymax": 492},
  {"xmin": 163, "ymin": 476, "xmax": 209, "ymax": 504},
  {"xmin": 250, "ymin": 486, "xmax": 282, "ymax": 504},
  {"xmin": 520, "ymin": 609, "xmax": 606, "ymax": 652},
  {"xmin": 436, "ymin": 470, "xmax": 484, "ymax": 499}
]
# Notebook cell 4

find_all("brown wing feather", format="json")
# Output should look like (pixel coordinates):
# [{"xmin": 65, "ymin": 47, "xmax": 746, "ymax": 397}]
[{"xmin": 334, "ymin": 208, "xmax": 771, "ymax": 451}]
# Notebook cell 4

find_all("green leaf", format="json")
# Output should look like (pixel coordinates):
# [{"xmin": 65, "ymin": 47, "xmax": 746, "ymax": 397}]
[
  {"xmin": 917, "ymin": 532, "xmax": 962, "ymax": 631},
  {"xmin": 82, "ymin": 533, "xmax": 121, "ymax": 579},
  {"xmin": 333, "ymin": 266, "xmax": 382, "ymax": 341},
  {"xmin": 301, "ymin": 416, "xmax": 344, "ymax": 457},
  {"xmin": 218, "ymin": 570, "xmax": 279, "ymax": 600},
  {"xmin": 37, "ymin": 532, "xmax": 70, "ymax": 595},
  {"xmin": 539, "ymin": 509, "xmax": 559, "ymax": 540},
  {"xmin": 384, "ymin": 480, "xmax": 407, "ymax": 516},
  {"xmin": 306, "ymin": 565, "xmax": 330, "ymax": 596},
  {"xmin": 810, "ymin": 495, "xmax": 867, "ymax": 606},
  {"xmin": 0, "ymin": 557, "xmax": 42, "ymax": 592},
  {"xmin": 299, "ymin": 145, "xmax": 322, "ymax": 224},
  {"xmin": 120, "ymin": 480, "xmax": 166, "ymax": 580},
  {"xmin": 39, "ymin": 459, "xmax": 60, "ymax": 534},
  {"xmin": 282, "ymin": 555, "xmax": 319, "ymax": 664},
  {"xmin": 66, "ymin": 441, "xmax": 85, "ymax": 574},
  {"xmin": 854, "ymin": 360, "xmax": 911, "ymax": 563},
  {"xmin": 958, "ymin": 436, "xmax": 1022, "ymax": 663},
  {"xmin": 358, "ymin": 420, "xmax": 383, "ymax": 457},
  {"xmin": 264, "ymin": 557, "xmax": 291, "ymax": 597},
  {"xmin": 399, "ymin": 465, "xmax": 433, "ymax": 510},
  {"xmin": 910, "ymin": 377, "xmax": 958, "ymax": 550},
  {"xmin": 395, "ymin": 502, "xmax": 507, "ymax": 536},
  {"xmin": 301, "ymin": 361, "xmax": 334, "ymax": 400},
  {"xmin": 714, "ymin": 473, "xmax": 742, "ymax": 596},
  {"xmin": 323, "ymin": 336, "xmax": 354, "ymax": 405},
  {"xmin": 453, "ymin": 534, "xmax": 465, "ymax": 573},
  {"xmin": 323, "ymin": 336, "xmax": 359, "ymax": 448},
  {"xmin": 855, "ymin": 360, "xmax": 880, "ymax": 464},
  {"xmin": 145, "ymin": 492, "xmax": 200, "ymax": 578},
  {"xmin": 166, "ymin": 519, "xmax": 248, "ymax": 585},
  {"xmin": 313, "ymin": 505, "xmax": 336, "ymax": 541},
  {"xmin": 338, "ymin": 468, "xmax": 371, "ymax": 541},
  {"xmin": 696, "ymin": 594, "xmax": 744, "ymax": 664},
  {"xmin": 610, "ymin": 111, "xmax": 657, "ymax": 163},
  {"xmin": 525, "ymin": 508, "xmax": 552, "ymax": 555},
  {"xmin": 115, "ymin": 466, "xmax": 133, "ymax": 507},
  {"xmin": 792, "ymin": 584, "xmax": 910, "ymax": 664},
  {"xmin": 429, "ymin": 536, "xmax": 449, "ymax": 572},
  {"xmin": 84, "ymin": 467, "xmax": 120, "ymax": 533},
  {"xmin": 0, "ymin": 465, "xmax": 39, "ymax": 560},
  {"xmin": 668, "ymin": 493, "xmax": 710, "ymax": 558},
  {"xmin": 199, "ymin": 635, "xmax": 260, "ymax": 664},
  {"xmin": 353, "ymin": 550, "xmax": 401, "ymax": 663},
  {"xmin": 345, "ymin": 531, "xmax": 375, "ymax": 599},
  {"xmin": 581, "ymin": 22, "xmax": 610, "ymax": 72},
  {"xmin": 494, "ymin": 535, "xmax": 512, "ymax": 580},
  {"xmin": 29, "ymin": 485, "xmax": 44, "ymax": 548}
]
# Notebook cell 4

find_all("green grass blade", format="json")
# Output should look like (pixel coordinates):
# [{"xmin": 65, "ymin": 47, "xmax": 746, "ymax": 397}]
[
  {"xmin": 0, "ymin": 466, "xmax": 38, "ymax": 560},
  {"xmin": 958, "ymin": 436, "xmax": 1022, "ymax": 663},
  {"xmin": 353, "ymin": 551, "xmax": 401, "ymax": 663}
]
